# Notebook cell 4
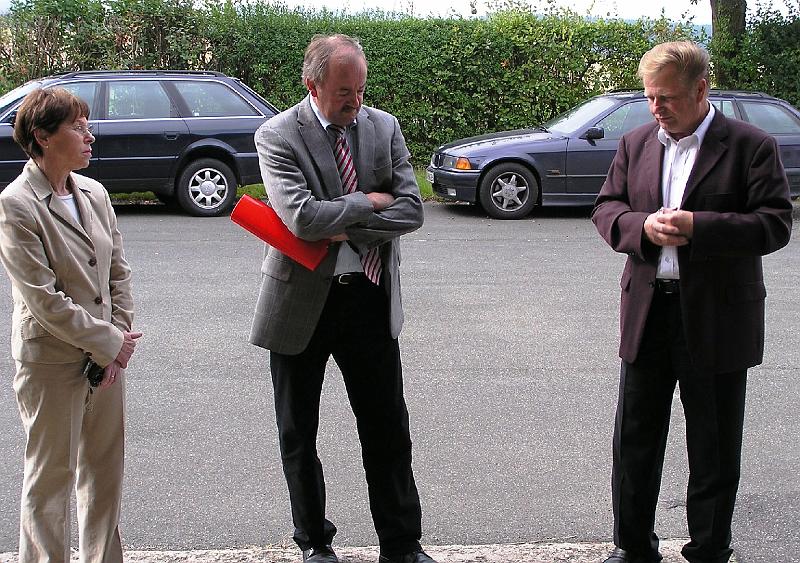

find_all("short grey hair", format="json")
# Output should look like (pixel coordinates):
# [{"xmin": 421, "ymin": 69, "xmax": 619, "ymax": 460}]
[
  {"xmin": 301, "ymin": 34, "xmax": 366, "ymax": 85},
  {"xmin": 638, "ymin": 41, "xmax": 709, "ymax": 86}
]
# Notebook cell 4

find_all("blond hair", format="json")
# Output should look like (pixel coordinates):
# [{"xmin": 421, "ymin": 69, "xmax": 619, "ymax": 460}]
[{"xmin": 637, "ymin": 41, "xmax": 709, "ymax": 86}]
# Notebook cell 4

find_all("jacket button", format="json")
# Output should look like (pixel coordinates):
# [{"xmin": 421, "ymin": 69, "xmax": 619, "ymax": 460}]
[
  {"xmin": 88, "ymin": 257, "xmax": 97, "ymax": 266},
  {"xmin": 94, "ymin": 297, "xmax": 102, "ymax": 305}
]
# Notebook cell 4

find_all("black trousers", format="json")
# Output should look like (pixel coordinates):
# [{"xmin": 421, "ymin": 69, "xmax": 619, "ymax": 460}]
[
  {"xmin": 612, "ymin": 289, "xmax": 747, "ymax": 563},
  {"xmin": 269, "ymin": 276, "xmax": 422, "ymax": 555}
]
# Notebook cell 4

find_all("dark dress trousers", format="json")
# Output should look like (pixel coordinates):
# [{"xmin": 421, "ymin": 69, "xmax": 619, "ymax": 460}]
[
  {"xmin": 592, "ymin": 111, "xmax": 792, "ymax": 563},
  {"xmin": 250, "ymin": 97, "xmax": 425, "ymax": 555}
]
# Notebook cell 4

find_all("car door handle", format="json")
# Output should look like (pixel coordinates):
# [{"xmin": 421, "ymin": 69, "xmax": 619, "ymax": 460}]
[{"xmin": 164, "ymin": 131, "xmax": 180, "ymax": 140}]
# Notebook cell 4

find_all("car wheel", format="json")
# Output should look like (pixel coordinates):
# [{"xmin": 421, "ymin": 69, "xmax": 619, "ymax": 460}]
[
  {"xmin": 176, "ymin": 158, "xmax": 237, "ymax": 217},
  {"xmin": 478, "ymin": 163, "xmax": 538, "ymax": 219}
]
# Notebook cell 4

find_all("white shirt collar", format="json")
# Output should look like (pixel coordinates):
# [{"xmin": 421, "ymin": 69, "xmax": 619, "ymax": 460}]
[
  {"xmin": 657, "ymin": 102, "xmax": 715, "ymax": 148},
  {"xmin": 308, "ymin": 94, "xmax": 356, "ymax": 130}
]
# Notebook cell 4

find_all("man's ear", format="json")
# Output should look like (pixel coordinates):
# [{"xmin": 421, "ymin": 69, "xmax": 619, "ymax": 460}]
[
  {"xmin": 305, "ymin": 78, "xmax": 318, "ymax": 99},
  {"xmin": 697, "ymin": 78, "xmax": 709, "ymax": 102}
]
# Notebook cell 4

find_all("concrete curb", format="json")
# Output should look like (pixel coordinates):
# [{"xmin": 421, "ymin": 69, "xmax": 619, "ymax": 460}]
[{"xmin": 0, "ymin": 540, "xmax": 740, "ymax": 562}]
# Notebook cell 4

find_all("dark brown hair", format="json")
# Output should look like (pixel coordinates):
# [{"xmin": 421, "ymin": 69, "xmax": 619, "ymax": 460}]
[{"xmin": 13, "ymin": 87, "xmax": 90, "ymax": 158}]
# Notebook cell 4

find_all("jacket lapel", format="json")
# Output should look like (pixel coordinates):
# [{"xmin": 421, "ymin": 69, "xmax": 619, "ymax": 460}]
[
  {"xmin": 71, "ymin": 177, "xmax": 94, "ymax": 241},
  {"xmin": 642, "ymin": 129, "xmax": 664, "ymax": 208},
  {"xmin": 682, "ymin": 111, "xmax": 728, "ymax": 208},
  {"xmin": 355, "ymin": 107, "xmax": 375, "ymax": 190},
  {"xmin": 297, "ymin": 97, "xmax": 342, "ymax": 199},
  {"xmin": 24, "ymin": 161, "xmax": 92, "ymax": 243}
]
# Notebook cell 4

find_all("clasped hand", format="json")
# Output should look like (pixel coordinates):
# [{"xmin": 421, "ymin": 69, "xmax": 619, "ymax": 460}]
[
  {"xmin": 644, "ymin": 207, "xmax": 693, "ymax": 247},
  {"xmin": 114, "ymin": 330, "xmax": 143, "ymax": 368},
  {"xmin": 100, "ymin": 331, "xmax": 142, "ymax": 388}
]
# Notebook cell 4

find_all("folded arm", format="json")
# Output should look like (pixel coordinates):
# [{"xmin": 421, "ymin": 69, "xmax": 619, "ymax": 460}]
[
  {"xmin": 345, "ymin": 117, "xmax": 424, "ymax": 251},
  {"xmin": 256, "ymin": 126, "xmax": 374, "ymax": 241}
]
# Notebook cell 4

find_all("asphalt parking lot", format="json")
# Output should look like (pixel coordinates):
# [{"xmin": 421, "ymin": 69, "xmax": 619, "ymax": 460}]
[{"xmin": 0, "ymin": 201, "xmax": 797, "ymax": 563}]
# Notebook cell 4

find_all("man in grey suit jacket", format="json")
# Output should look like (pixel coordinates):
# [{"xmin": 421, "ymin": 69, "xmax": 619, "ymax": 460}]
[
  {"xmin": 249, "ymin": 34, "xmax": 436, "ymax": 563},
  {"xmin": 593, "ymin": 42, "xmax": 792, "ymax": 563}
]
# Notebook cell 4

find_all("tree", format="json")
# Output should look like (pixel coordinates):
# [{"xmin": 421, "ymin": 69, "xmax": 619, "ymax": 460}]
[
  {"xmin": 711, "ymin": 0, "xmax": 747, "ymax": 86},
  {"xmin": 698, "ymin": 0, "xmax": 747, "ymax": 87}
]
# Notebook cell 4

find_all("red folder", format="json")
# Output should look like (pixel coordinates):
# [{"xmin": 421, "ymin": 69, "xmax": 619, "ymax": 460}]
[{"xmin": 231, "ymin": 195, "xmax": 329, "ymax": 271}]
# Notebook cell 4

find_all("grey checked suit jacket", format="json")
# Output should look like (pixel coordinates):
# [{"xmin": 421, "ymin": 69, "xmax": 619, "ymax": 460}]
[{"xmin": 249, "ymin": 97, "xmax": 423, "ymax": 355}]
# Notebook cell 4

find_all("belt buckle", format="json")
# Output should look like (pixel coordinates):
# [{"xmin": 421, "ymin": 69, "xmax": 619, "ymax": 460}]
[{"xmin": 657, "ymin": 279, "xmax": 679, "ymax": 294}]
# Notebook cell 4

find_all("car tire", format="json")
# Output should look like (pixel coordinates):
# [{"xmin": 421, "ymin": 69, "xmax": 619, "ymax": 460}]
[
  {"xmin": 176, "ymin": 158, "xmax": 237, "ymax": 217},
  {"xmin": 478, "ymin": 163, "xmax": 539, "ymax": 219}
]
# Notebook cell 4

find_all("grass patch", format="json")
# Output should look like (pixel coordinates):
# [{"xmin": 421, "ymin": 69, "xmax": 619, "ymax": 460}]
[
  {"xmin": 109, "ymin": 168, "xmax": 434, "ymax": 204},
  {"xmin": 234, "ymin": 167, "xmax": 434, "ymax": 201},
  {"xmin": 110, "ymin": 191, "xmax": 159, "ymax": 203}
]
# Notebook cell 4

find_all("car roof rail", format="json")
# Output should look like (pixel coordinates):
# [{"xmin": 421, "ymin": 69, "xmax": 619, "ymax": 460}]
[
  {"xmin": 605, "ymin": 87, "xmax": 773, "ymax": 99},
  {"xmin": 708, "ymin": 89, "xmax": 770, "ymax": 98},
  {"xmin": 52, "ymin": 69, "xmax": 227, "ymax": 79}
]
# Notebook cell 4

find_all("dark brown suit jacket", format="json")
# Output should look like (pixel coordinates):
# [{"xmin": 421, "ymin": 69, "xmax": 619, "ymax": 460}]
[{"xmin": 592, "ymin": 110, "xmax": 793, "ymax": 374}]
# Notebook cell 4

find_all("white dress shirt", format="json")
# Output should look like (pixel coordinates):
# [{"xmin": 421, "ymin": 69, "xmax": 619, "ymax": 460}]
[{"xmin": 656, "ymin": 102, "xmax": 716, "ymax": 279}]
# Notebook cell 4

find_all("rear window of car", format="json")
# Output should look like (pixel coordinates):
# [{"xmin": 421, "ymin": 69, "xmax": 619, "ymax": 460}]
[
  {"xmin": 740, "ymin": 101, "xmax": 800, "ymax": 135},
  {"xmin": 59, "ymin": 81, "xmax": 98, "ymax": 118},
  {"xmin": 710, "ymin": 99, "xmax": 736, "ymax": 118},
  {"xmin": 173, "ymin": 80, "xmax": 260, "ymax": 117},
  {"xmin": 108, "ymin": 81, "xmax": 177, "ymax": 120}
]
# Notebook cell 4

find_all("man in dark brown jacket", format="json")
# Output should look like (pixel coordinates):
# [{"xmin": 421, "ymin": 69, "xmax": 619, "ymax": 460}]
[{"xmin": 592, "ymin": 41, "xmax": 793, "ymax": 563}]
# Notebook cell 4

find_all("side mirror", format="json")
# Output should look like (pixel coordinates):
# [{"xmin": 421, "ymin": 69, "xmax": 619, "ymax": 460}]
[{"xmin": 581, "ymin": 127, "xmax": 604, "ymax": 141}]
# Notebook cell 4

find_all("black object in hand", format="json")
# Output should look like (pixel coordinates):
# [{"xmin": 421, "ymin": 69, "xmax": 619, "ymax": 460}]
[{"xmin": 84, "ymin": 359, "xmax": 104, "ymax": 387}]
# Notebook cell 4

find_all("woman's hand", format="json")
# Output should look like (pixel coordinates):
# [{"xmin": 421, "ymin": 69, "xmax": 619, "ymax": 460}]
[
  {"xmin": 99, "ymin": 361, "xmax": 122, "ymax": 388},
  {"xmin": 114, "ymin": 330, "xmax": 142, "ymax": 368}
]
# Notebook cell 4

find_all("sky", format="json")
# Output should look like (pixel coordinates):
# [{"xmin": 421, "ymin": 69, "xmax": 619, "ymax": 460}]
[
  {"xmin": 0, "ymin": 0, "xmax": 714, "ymax": 21},
  {"xmin": 0, "ymin": 0, "xmax": 793, "ymax": 24}
]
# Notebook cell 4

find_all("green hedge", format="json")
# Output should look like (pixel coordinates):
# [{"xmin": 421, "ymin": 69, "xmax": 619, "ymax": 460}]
[{"xmin": 1, "ymin": 1, "xmax": 798, "ymax": 164}]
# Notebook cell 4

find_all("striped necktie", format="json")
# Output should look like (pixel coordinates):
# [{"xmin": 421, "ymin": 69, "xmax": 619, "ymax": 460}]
[{"xmin": 328, "ymin": 124, "xmax": 382, "ymax": 285}]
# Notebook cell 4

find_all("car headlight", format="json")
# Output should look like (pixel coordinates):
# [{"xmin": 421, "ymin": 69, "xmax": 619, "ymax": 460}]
[{"xmin": 440, "ymin": 155, "xmax": 473, "ymax": 170}]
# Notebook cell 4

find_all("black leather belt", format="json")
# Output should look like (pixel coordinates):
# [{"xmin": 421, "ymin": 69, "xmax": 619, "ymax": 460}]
[
  {"xmin": 655, "ymin": 279, "xmax": 680, "ymax": 294},
  {"xmin": 333, "ymin": 272, "xmax": 366, "ymax": 285}
]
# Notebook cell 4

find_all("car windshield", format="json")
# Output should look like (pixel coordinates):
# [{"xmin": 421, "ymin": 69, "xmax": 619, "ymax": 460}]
[
  {"xmin": 543, "ymin": 96, "xmax": 617, "ymax": 136},
  {"xmin": 0, "ymin": 81, "xmax": 42, "ymax": 116}
]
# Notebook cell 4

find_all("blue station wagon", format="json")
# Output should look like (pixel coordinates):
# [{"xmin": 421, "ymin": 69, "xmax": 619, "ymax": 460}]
[{"xmin": 0, "ymin": 70, "xmax": 279, "ymax": 216}]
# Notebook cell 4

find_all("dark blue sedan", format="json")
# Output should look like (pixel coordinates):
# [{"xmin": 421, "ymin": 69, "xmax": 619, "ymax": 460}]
[{"xmin": 427, "ymin": 90, "xmax": 800, "ymax": 219}]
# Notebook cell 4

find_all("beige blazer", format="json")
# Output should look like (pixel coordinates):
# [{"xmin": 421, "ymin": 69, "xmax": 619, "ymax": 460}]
[{"xmin": 0, "ymin": 160, "xmax": 133, "ymax": 366}]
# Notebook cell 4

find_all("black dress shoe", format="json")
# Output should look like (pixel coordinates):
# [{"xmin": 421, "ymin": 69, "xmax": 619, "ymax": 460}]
[
  {"xmin": 603, "ymin": 547, "xmax": 662, "ymax": 563},
  {"xmin": 302, "ymin": 545, "xmax": 339, "ymax": 563},
  {"xmin": 378, "ymin": 549, "xmax": 437, "ymax": 563}
]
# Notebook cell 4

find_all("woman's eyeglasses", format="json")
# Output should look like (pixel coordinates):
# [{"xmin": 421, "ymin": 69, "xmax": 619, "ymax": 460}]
[{"xmin": 71, "ymin": 124, "xmax": 94, "ymax": 136}]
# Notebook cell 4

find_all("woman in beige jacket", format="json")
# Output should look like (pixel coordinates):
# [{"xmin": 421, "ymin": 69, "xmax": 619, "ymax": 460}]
[{"xmin": 0, "ymin": 88, "xmax": 141, "ymax": 563}]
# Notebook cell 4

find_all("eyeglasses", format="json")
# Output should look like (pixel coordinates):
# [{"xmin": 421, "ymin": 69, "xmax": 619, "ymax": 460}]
[{"xmin": 70, "ymin": 124, "xmax": 94, "ymax": 136}]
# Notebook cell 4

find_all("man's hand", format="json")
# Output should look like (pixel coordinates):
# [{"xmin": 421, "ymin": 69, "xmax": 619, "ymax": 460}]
[
  {"xmin": 644, "ymin": 208, "xmax": 693, "ymax": 247},
  {"xmin": 366, "ymin": 192, "xmax": 395, "ymax": 211},
  {"xmin": 114, "ymin": 330, "xmax": 142, "ymax": 368}
]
